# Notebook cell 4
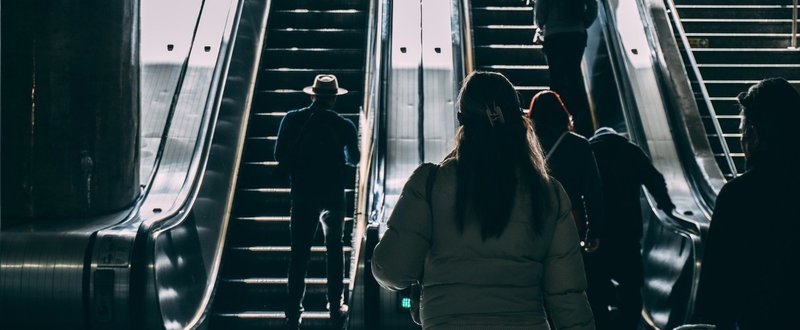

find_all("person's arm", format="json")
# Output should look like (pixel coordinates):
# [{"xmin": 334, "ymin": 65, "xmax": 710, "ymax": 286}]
[
  {"xmin": 371, "ymin": 164, "xmax": 434, "ymax": 290},
  {"xmin": 274, "ymin": 111, "xmax": 296, "ymax": 163},
  {"xmin": 544, "ymin": 184, "xmax": 596, "ymax": 330},
  {"xmin": 342, "ymin": 116, "xmax": 360, "ymax": 165},
  {"xmin": 583, "ymin": 0, "xmax": 598, "ymax": 28},
  {"xmin": 636, "ymin": 148, "xmax": 675, "ymax": 212},
  {"xmin": 693, "ymin": 186, "xmax": 737, "ymax": 329},
  {"xmin": 582, "ymin": 142, "xmax": 606, "ymax": 244}
]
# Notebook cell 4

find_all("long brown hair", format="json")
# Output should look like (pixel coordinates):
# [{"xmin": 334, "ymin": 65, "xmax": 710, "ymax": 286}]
[
  {"xmin": 528, "ymin": 90, "xmax": 573, "ymax": 142},
  {"xmin": 450, "ymin": 71, "xmax": 551, "ymax": 239}
]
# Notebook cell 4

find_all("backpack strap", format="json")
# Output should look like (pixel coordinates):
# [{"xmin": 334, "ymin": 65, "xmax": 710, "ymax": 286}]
[{"xmin": 545, "ymin": 131, "xmax": 569, "ymax": 161}]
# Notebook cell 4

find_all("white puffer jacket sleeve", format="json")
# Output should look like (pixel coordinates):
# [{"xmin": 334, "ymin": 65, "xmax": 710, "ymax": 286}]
[{"xmin": 371, "ymin": 164, "xmax": 435, "ymax": 291}]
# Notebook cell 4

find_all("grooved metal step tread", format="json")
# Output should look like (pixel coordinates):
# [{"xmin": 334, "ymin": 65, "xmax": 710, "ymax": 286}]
[
  {"xmin": 475, "ymin": 25, "xmax": 536, "ymax": 29},
  {"xmin": 236, "ymin": 216, "xmax": 355, "ymax": 222},
  {"xmin": 221, "ymin": 277, "xmax": 351, "ymax": 285},
  {"xmin": 675, "ymin": 4, "xmax": 790, "ymax": 8},
  {"xmin": 230, "ymin": 246, "xmax": 354, "ymax": 253},
  {"xmin": 477, "ymin": 44, "xmax": 543, "ymax": 49},
  {"xmin": 214, "ymin": 311, "xmax": 330, "ymax": 319},
  {"xmin": 271, "ymin": 28, "xmax": 361, "ymax": 32},
  {"xmin": 473, "ymin": 6, "xmax": 532, "ymax": 11},
  {"xmin": 685, "ymin": 32, "xmax": 795, "ymax": 37},
  {"xmin": 275, "ymin": 9, "xmax": 364, "ymax": 13},
  {"xmin": 480, "ymin": 64, "xmax": 548, "ymax": 70}
]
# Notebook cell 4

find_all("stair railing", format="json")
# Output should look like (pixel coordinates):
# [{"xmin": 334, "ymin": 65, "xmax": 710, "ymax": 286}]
[{"xmin": 663, "ymin": 0, "xmax": 739, "ymax": 178}]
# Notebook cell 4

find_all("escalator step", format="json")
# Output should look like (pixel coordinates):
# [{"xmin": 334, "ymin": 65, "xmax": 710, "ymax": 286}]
[
  {"xmin": 258, "ymin": 68, "xmax": 363, "ymax": 91},
  {"xmin": 251, "ymin": 90, "xmax": 363, "ymax": 114},
  {"xmin": 221, "ymin": 247, "xmax": 354, "ymax": 278},
  {"xmin": 267, "ymin": 28, "xmax": 367, "ymax": 48},
  {"xmin": 270, "ymin": 9, "xmax": 367, "ymax": 29},
  {"xmin": 211, "ymin": 311, "xmax": 334, "ymax": 330},
  {"xmin": 471, "ymin": 6, "xmax": 532, "ymax": 26},
  {"xmin": 262, "ymin": 48, "xmax": 365, "ymax": 69},
  {"xmin": 474, "ymin": 45, "xmax": 546, "ymax": 66}
]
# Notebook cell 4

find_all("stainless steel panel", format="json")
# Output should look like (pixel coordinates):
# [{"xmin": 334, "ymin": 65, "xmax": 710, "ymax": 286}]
[
  {"xmin": 139, "ymin": 0, "xmax": 204, "ymax": 187},
  {"xmin": 421, "ymin": 0, "xmax": 458, "ymax": 163},
  {"xmin": 384, "ymin": 0, "xmax": 423, "ymax": 212}
]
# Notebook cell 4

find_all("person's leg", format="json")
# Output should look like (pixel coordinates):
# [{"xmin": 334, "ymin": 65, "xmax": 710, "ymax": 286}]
[
  {"xmin": 320, "ymin": 190, "xmax": 347, "ymax": 326},
  {"xmin": 583, "ymin": 250, "xmax": 611, "ymax": 330},
  {"xmin": 610, "ymin": 242, "xmax": 645, "ymax": 330},
  {"xmin": 544, "ymin": 33, "xmax": 593, "ymax": 137},
  {"xmin": 285, "ymin": 196, "xmax": 321, "ymax": 327},
  {"xmin": 543, "ymin": 34, "xmax": 570, "ymax": 97}
]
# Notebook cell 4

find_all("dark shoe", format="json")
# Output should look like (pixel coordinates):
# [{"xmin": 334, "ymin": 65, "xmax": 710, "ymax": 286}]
[{"xmin": 329, "ymin": 304, "xmax": 349, "ymax": 330}]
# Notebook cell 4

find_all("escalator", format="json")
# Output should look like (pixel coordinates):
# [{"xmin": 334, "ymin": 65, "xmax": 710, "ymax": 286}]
[
  {"xmin": 469, "ymin": 0, "xmax": 547, "ymax": 107},
  {"xmin": 209, "ymin": 0, "xmax": 369, "ymax": 328},
  {"xmin": 669, "ymin": 0, "xmax": 800, "ymax": 179}
]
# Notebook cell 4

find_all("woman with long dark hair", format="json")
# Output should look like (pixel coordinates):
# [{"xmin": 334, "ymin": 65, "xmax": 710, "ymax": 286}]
[
  {"xmin": 528, "ymin": 90, "xmax": 608, "ymax": 328},
  {"xmin": 372, "ymin": 72, "xmax": 595, "ymax": 329}
]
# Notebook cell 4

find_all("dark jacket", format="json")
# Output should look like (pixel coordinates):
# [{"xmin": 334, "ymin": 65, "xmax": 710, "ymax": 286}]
[
  {"xmin": 589, "ymin": 131, "xmax": 673, "ymax": 242},
  {"xmin": 694, "ymin": 155, "xmax": 800, "ymax": 330},
  {"xmin": 541, "ymin": 131, "xmax": 605, "ymax": 240},
  {"xmin": 274, "ymin": 103, "xmax": 359, "ymax": 190}
]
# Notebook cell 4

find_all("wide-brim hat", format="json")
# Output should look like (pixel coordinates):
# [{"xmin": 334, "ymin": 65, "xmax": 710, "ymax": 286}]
[{"xmin": 302, "ymin": 74, "xmax": 348, "ymax": 96}]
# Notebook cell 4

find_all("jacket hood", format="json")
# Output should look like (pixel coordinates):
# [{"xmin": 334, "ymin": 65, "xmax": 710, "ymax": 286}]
[{"xmin": 589, "ymin": 127, "xmax": 628, "ymax": 144}]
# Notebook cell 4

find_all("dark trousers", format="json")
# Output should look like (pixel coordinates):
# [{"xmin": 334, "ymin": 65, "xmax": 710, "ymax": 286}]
[
  {"xmin": 543, "ymin": 32, "xmax": 593, "ymax": 137},
  {"xmin": 584, "ymin": 250, "xmax": 612, "ymax": 330},
  {"xmin": 285, "ymin": 187, "xmax": 346, "ymax": 319},
  {"xmin": 605, "ymin": 241, "xmax": 644, "ymax": 330}
]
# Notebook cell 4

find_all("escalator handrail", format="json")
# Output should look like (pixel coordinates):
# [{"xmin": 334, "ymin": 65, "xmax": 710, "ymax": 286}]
[
  {"xmin": 661, "ymin": 0, "xmax": 738, "ymax": 180},
  {"xmin": 459, "ymin": 0, "xmax": 476, "ymax": 74},
  {"xmin": 350, "ymin": 0, "xmax": 389, "ymax": 303}
]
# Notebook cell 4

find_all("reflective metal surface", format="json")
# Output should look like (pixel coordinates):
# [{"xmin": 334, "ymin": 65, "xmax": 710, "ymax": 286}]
[
  {"xmin": 0, "ymin": 209, "xmax": 135, "ymax": 329},
  {"xmin": 647, "ymin": 0, "xmax": 726, "ymax": 208},
  {"xmin": 384, "ymin": 0, "xmax": 423, "ymax": 211},
  {"xmin": 421, "ymin": 0, "xmax": 459, "ymax": 164},
  {"xmin": 139, "ymin": 0, "xmax": 204, "ymax": 187},
  {"xmin": 90, "ymin": 0, "xmax": 268, "ymax": 328}
]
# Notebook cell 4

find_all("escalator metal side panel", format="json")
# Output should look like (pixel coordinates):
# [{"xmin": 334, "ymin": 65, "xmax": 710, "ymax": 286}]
[
  {"xmin": 0, "ymin": 208, "xmax": 136, "ymax": 330},
  {"xmin": 383, "ymin": 0, "xmax": 423, "ymax": 212},
  {"xmin": 647, "ymin": 0, "xmax": 726, "ymax": 209},
  {"xmin": 421, "ymin": 0, "xmax": 459, "ymax": 164},
  {"xmin": 88, "ymin": 0, "xmax": 267, "ymax": 329},
  {"xmin": 597, "ymin": 0, "xmax": 708, "ymax": 328}
]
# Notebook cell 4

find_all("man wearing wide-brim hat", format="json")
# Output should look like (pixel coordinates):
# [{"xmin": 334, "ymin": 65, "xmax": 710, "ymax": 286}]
[{"xmin": 274, "ymin": 74, "xmax": 359, "ymax": 330}]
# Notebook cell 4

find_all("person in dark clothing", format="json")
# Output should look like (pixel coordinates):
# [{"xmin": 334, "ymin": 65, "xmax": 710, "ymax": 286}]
[
  {"xmin": 694, "ymin": 77, "xmax": 800, "ymax": 330},
  {"xmin": 534, "ymin": 0, "xmax": 598, "ymax": 137},
  {"xmin": 589, "ymin": 127, "xmax": 675, "ymax": 329},
  {"xmin": 528, "ymin": 90, "xmax": 609, "ymax": 328},
  {"xmin": 275, "ymin": 74, "xmax": 360, "ymax": 330}
]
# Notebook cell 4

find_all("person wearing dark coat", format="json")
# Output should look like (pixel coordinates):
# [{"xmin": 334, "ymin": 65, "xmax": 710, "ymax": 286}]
[
  {"xmin": 528, "ymin": 90, "xmax": 608, "ymax": 328},
  {"xmin": 694, "ymin": 77, "xmax": 800, "ymax": 330},
  {"xmin": 274, "ymin": 74, "xmax": 360, "ymax": 330},
  {"xmin": 589, "ymin": 127, "xmax": 674, "ymax": 329}
]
